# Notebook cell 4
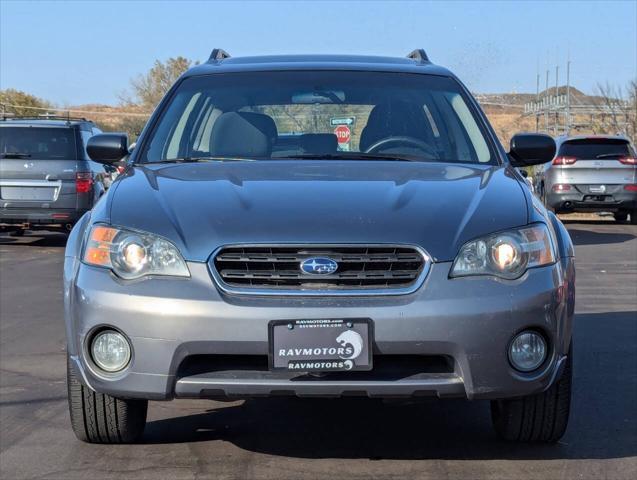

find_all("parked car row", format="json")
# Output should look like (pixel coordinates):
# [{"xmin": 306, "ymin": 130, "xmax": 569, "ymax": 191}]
[
  {"xmin": 0, "ymin": 116, "xmax": 125, "ymax": 234},
  {"xmin": 3, "ymin": 51, "xmax": 633, "ymax": 447},
  {"xmin": 3, "ymin": 119, "xmax": 634, "ymax": 235}
]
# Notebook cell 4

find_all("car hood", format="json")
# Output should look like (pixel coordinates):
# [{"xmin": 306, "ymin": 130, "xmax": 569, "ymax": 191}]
[{"xmin": 109, "ymin": 161, "xmax": 528, "ymax": 262}]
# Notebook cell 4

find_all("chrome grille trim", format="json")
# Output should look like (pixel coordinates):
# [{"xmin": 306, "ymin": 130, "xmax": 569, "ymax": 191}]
[{"xmin": 208, "ymin": 244, "xmax": 431, "ymax": 296}]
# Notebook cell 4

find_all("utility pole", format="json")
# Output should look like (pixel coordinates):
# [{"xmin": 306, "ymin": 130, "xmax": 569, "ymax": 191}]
[
  {"xmin": 545, "ymin": 68, "xmax": 550, "ymax": 132},
  {"xmin": 554, "ymin": 63, "xmax": 559, "ymax": 135},
  {"xmin": 536, "ymin": 71, "xmax": 540, "ymax": 132},
  {"xmin": 566, "ymin": 57, "xmax": 571, "ymax": 135},
  {"xmin": 523, "ymin": 54, "xmax": 633, "ymax": 135}
]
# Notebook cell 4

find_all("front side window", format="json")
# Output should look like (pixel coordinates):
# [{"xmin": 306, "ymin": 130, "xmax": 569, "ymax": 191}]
[
  {"xmin": 141, "ymin": 71, "xmax": 495, "ymax": 164},
  {"xmin": 0, "ymin": 127, "xmax": 77, "ymax": 160}
]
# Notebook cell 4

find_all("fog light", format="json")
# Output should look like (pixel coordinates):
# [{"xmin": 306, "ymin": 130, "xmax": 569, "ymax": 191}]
[
  {"xmin": 91, "ymin": 330, "xmax": 131, "ymax": 372},
  {"xmin": 509, "ymin": 331, "xmax": 547, "ymax": 372}
]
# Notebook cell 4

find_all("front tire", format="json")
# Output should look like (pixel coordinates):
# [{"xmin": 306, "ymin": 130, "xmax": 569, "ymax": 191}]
[
  {"xmin": 630, "ymin": 210, "xmax": 637, "ymax": 225},
  {"xmin": 614, "ymin": 211, "xmax": 628, "ymax": 222},
  {"xmin": 67, "ymin": 356, "xmax": 147, "ymax": 443},
  {"xmin": 490, "ymin": 347, "xmax": 572, "ymax": 443}
]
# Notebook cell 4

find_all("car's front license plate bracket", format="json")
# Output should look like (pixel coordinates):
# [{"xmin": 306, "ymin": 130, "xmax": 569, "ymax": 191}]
[{"xmin": 268, "ymin": 318, "xmax": 373, "ymax": 372}]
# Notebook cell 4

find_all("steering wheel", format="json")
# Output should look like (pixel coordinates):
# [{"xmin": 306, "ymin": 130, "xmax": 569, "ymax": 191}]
[{"xmin": 364, "ymin": 136, "xmax": 438, "ymax": 158}]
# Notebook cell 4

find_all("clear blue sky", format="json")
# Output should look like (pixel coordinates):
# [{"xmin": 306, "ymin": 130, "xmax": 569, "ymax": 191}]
[{"xmin": 1, "ymin": 0, "xmax": 636, "ymax": 105}]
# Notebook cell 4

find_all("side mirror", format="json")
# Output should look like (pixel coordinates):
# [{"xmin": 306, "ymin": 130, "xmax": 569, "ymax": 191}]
[
  {"xmin": 508, "ymin": 133, "xmax": 555, "ymax": 167},
  {"xmin": 87, "ymin": 133, "xmax": 128, "ymax": 163}
]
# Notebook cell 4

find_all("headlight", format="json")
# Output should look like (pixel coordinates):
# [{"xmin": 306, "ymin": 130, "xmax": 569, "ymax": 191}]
[
  {"xmin": 450, "ymin": 224, "xmax": 555, "ymax": 279},
  {"xmin": 83, "ymin": 225, "xmax": 189, "ymax": 279}
]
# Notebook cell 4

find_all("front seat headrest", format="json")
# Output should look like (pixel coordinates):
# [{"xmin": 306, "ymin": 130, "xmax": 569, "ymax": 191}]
[
  {"xmin": 359, "ymin": 101, "xmax": 429, "ymax": 152},
  {"xmin": 209, "ymin": 112, "xmax": 277, "ymax": 157}
]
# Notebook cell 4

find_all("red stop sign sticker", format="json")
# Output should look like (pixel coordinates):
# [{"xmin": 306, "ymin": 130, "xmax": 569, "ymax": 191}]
[{"xmin": 334, "ymin": 125, "xmax": 351, "ymax": 144}]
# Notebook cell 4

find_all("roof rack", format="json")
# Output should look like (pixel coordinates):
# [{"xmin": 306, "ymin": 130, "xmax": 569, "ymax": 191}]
[
  {"xmin": 208, "ymin": 48, "xmax": 231, "ymax": 62},
  {"xmin": 407, "ymin": 49, "xmax": 430, "ymax": 63},
  {"xmin": 0, "ymin": 115, "xmax": 90, "ymax": 123}
]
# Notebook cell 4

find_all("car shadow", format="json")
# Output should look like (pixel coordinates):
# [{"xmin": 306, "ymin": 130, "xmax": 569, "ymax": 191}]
[
  {"xmin": 142, "ymin": 311, "xmax": 637, "ymax": 461},
  {"xmin": 0, "ymin": 231, "xmax": 68, "ymax": 248},
  {"xmin": 567, "ymin": 228, "xmax": 636, "ymax": 246}
]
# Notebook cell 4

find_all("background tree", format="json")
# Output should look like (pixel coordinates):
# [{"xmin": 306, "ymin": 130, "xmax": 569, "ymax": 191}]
[
  {"xmin": 112, "ymin": 56, "xmax": 196, "ymax": 140},
  {"xmin": 121, "ymin": 56, "xmax": 195, "ymax": 110},
  {"xmin": 0, "ymin": 89, "xmax": 52, "ymax": 116},
  {"xmin": 593, "ymin": 80, "xmax": 637, "ymax": 140}
]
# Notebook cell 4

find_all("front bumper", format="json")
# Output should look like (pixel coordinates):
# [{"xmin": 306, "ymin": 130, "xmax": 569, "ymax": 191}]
[
  {"xmin": 65, "ymin": 258, "xmax": 574, "ymax": 401},
  {"xmin": 547, "ymin": 188, "xmax": 637, "ymax": 212}
]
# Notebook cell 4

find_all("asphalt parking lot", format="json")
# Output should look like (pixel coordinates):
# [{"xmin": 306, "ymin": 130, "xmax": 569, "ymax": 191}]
[{"xmin": 0, "ymin": 219, "xmax": 636, "ymax": 480}]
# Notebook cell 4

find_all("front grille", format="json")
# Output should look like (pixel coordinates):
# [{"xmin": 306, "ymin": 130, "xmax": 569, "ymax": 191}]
[{"xmin": 210, "ymin": 244, "xmax": 429, "ymax": 294}]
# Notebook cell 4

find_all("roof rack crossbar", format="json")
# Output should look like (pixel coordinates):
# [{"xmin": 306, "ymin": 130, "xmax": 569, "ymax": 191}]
[
  {"xmin": 407, "ymin": 49, "xmax": 430, "ymax": 63},
  {"xmin": 0, "ymin": 115, "xmax": 90, "ymax": 122},
  {"xmin": 209, "ymin": 48, "xmax": 231, "ymax": 62}
]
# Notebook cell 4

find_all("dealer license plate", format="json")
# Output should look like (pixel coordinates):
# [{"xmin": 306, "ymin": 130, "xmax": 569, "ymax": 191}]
[{"xmin": 269, "ymin": 318, "xmax": 373, "ymax": 372}]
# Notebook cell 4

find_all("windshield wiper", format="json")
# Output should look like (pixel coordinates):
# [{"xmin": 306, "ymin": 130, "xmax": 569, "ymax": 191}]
[
  {"xmin": 595, "ymin": 153, "xmax": 623, "ymax": 159},
  {"xmin": 142, "ymin": 156, "xmax": 255, "ymax": 165},
  {"xmin": 142, "ymin": 153, "xmax": 433, "ymax": 164},
  {"xmin": 277, "ymin": 153, "xmax": 428, "ymax": 162},
  {"xmin": 1, "ymin": 152, "xmax": 32, "ymax": 158}
]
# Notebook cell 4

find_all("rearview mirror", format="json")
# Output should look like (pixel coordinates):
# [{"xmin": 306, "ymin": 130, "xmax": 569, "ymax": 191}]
[
  {"xmin": 508, "ymin": 133, "xmax": 555, "ymax": 167},
  {"xmin": 292, "ymin": 90, "xmax": 345, "ymax": 104},
  {"xmin": 87, "ymin": 133, "xmax": 129, "ymax": 163}
]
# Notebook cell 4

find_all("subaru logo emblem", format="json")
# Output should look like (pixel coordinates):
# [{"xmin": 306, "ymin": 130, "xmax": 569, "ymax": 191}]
[{"xmin": 300, "ymin": 257, "xmax": 338, "ymax": 275}]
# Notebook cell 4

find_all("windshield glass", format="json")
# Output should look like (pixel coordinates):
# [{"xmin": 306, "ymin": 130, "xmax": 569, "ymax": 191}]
[
  {"xmin": 141, "ymin": 71, "xmax": 495, "ymax": 164},
  {"xmin": 0, "ymin": 127, "xmax": 77, "ymax": 160}
]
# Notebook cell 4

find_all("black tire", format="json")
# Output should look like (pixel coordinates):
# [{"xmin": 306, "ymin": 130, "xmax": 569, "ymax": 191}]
[
  {"xmin": 630, "ymin": 210, "xmax": 637, "ymax": 225},
  {"xmin": 490, "ymin": 347, "xmax": 572, "ymax": 443},
  {"xmin": 540, "ymin": 185, "xmax": 556, "ymax": 214},
  {"xmin": 67, "ymin": 356, "xmax": 147, "ymax": 443},
  {"xmin": 614, "ymin": 211, "xmax": 628, "ymax": 222}
]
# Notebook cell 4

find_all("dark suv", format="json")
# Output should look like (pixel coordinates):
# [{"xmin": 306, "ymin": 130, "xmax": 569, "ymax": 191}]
[{"xmin": 0, "ymin": 116, "xmax": 111, "ymax": 234}]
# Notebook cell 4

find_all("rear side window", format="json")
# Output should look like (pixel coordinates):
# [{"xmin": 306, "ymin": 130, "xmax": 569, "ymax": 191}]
[
  {"xmin": 0, "ymin": 127, "xmax": 77, "ymax": 160},
  {"xmin": 558, "ymin": 139, "xmax": 634, "ymax": 160}
]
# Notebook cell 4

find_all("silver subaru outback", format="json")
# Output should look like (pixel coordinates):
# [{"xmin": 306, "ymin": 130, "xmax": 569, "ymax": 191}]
[{"xmin": 64, "ymin": 49, "xmax": 575, "ymax": 444}]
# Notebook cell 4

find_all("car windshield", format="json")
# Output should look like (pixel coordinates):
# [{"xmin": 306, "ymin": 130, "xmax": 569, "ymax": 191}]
[
  {"xmin": 141, "ymin": 71, "xmax": 495, "ymax": 164},
  {"xmin": 0, "ymin": 127, "xmax": 77, "ymax": 160}
]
